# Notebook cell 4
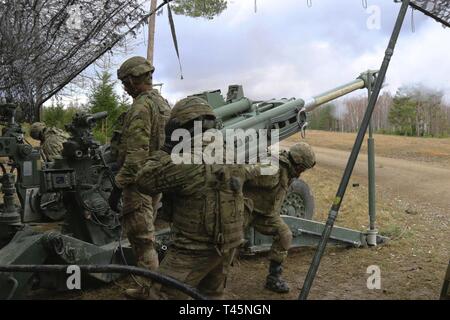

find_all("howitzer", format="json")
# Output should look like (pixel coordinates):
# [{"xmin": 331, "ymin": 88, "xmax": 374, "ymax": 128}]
[
  {"xmin": 0, "ymin": 101, "xmax": 71, "ymax": 224},
  {"xmin": 41, "ymin": 111, "xmax": 121, "ymax": 245},
  {"xmin": 193, "ymin": 70, "xmax": 387, "ymax": 253},
  {"xmin": 0, "ymin": 110, "xmax": 172, "ymax": 299},
  {"xmin": 196, "ymin": 70, "xmax": 377, "ymax": 139},
  {"xmin": 0, "ymin": 102, "xmax": 42, "ymax": 230},
  {"xmin": 0, "ymin": 111, "xmax": 137, "ymax": 299}
]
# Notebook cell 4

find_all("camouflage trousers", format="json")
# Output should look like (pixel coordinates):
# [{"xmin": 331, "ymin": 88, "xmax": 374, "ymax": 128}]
[
  {"xmin": 151, "ymin": 247, "xmax": 236, "ymax": 300},
  {"xmin": 121, "ymin": 185, "xmax": 159, "ymax": 277},
  {"xmin": 245, "ymin": 207, "xmax": 293, "ymax": 264}
]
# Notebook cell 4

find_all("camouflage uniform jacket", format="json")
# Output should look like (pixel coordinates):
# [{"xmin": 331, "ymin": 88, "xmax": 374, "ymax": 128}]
[
  {"xmin": 115, "ymin": 89, "xmax": 171, "ymax": 188},
  {"xmin": 109, "ymin": 111, "xmax": 127, "ymax": 167},
  {"xmin": 42, "ymin": 127, "xmax": 70, "ymax": 162},
  {"xmin": 136, "ymin": 148, "xmax": 262, "ymax": 253},
  {"xmin": 244, "ymin": 151, "xmax": 297, "ymax": 217}
]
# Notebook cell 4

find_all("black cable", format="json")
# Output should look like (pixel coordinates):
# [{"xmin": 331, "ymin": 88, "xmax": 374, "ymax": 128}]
[{"xmin": 0, "ymin": 264, "xmax": 206, "ymax": 300}]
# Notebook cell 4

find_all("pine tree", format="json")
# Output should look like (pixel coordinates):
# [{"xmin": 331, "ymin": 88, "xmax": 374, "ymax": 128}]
[
  {"xmin": 388, "ymin": 95, "xmax": 417, "ymax": 136},
  {"xmin": 42, "ymin": 102, "xmax": 66, "ymax": 129},
  {"xmin": 309, "ymin": 104, "xmax": 336, "ymax": 131},
  {"xmin": 88, "ymin": 71, "xmax": 127, "ymax": 143}
]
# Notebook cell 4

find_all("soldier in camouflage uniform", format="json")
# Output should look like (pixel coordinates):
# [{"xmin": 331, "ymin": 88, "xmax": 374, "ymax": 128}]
[
  {"xmin": 136, "ymin": 97, "xmax": 262, "ymax": 300},
  {"xmin": 244, "ymin": 142, "xmax": 316, "ymax": 293},
  {"xmin": 30, "ymin": 122, "xmax": 70, "ymax": 162},
  {"xmin": 109, "ymin": 56, "xmax": 171, "ymax": 299},
  {"xmin": 108, "ymin": 110, "xmax": 127, "ymax": 174}
]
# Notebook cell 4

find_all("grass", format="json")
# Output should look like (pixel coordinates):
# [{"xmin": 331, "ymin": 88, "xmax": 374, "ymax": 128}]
[{"xmin": 301, "ymin": 130, "xmax": 450, "ymax": 168}]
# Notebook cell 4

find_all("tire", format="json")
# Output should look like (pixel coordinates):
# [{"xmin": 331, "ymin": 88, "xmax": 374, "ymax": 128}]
[{"xmin": 280, "ymin": 178, "xmax": 315, "ymax": 220}]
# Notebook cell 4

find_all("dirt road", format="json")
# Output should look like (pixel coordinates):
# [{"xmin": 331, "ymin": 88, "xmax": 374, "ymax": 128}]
[{"xmin": 311, "ymin": 146, "xmax": 450, "ymax": 211}]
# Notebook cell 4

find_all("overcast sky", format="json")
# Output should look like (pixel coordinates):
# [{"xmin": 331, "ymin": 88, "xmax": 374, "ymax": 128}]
[{"xmin": 76, "ymin": 0, "xmax": 450, "ymax": 106}]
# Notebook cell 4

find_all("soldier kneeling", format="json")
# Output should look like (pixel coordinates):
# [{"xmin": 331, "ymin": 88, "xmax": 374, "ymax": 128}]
[{"xmin": 244, "ymin": 142, "xmax": 316, "ymax": 293}]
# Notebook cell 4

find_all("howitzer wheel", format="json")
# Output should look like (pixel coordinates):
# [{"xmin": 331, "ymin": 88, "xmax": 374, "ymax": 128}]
[{"xmin": 280, "ymin": 178, "xmax": 315, "ymax": 220}]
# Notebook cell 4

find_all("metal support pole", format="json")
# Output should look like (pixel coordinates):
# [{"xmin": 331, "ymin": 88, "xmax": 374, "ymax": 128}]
[
  {"xmin": 367, "ymin": 73, "xmax": 378, "ymax": 246},
  {"xmin": 298, "ymin": 0, "xmax": 411, "ymax": 300}
]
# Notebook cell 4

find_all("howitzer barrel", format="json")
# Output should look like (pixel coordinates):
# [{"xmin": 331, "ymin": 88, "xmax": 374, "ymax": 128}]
[
  {"xmin": 219, "ymin": 72, "xmax": 377, "ymax": 164},
  {"xmin": 87, "ymin": 111, "xmax": 108, "ymax": 124},
  {"xmin": 224, "ymin": 98, "xmax": 305, "ymax": 130},
  {"xmin": 224, "ymin": 74, "xmax": 372, "ymax": 133},
  {"xmin": 214, "ymin": 98, "xmax": 252, "ymax": 119},
  {"xmin": 304, "ymin": 78, "xmax": 366, "ymax": 112}
]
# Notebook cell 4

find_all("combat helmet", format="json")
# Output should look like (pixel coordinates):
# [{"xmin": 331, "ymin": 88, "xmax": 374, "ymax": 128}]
[
  {"xmin": 170, "ymin": 96, "xmax": 216, "ymax": 126},
  {"xmin": 117, "ymin": 56, "xmax": 155, "ymax": 81},
  {"xmin": 30, "ymin": 122, "xmax": 46, "ymax": 140},
  {"xmin": 289, "ymin": 142, "xmax": 316, "ymax": 170}
]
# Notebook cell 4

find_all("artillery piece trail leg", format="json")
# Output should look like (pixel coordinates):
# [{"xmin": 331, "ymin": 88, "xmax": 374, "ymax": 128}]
[{"xmin": 0, "ymin": 227, "xmax": 48, "ymax": 299}]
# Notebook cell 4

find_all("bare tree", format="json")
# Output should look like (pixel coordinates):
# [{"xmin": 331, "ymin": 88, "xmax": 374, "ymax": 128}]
[
  {"xmin": 0, "ymin": 0, "xmax": 169, "ymax": 121},
  {"xmin": 335, "ymin": 92, "xmax": 393, "ymax": 133},
  {"xmin": 372, "ymin": 92, "xmax": 393, "ymax": 132},
  {"xmin": 344, "ymin": 96, "xmax": 366, "ymax": 132}
]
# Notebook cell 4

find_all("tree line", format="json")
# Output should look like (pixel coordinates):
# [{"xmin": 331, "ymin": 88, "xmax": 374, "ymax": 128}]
[
  {"xmin": 43, "ymin": 71, "xmax": 130, "ymax": 144},
  {"xmin": 308, "ymin": 85, "xmax": 450, "ymax": 138}
]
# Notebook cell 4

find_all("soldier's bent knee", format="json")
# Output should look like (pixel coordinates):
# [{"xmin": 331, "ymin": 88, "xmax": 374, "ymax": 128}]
[{"xmin": 279, "ymin": 226, "xmax": 293, "ymax": 251}]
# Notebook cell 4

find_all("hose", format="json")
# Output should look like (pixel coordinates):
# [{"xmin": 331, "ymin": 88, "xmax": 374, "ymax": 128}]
[{"xmin": 0, "ymin": 264, "xmax": 206, "ymax": 300}]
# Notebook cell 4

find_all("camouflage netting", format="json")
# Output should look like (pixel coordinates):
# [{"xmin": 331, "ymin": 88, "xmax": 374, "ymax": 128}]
[
  {"xmin": 410, "ymin": 0, "xmax": 450, "ymax": 28},
  {"xmin": 0, "ymin": 0, "xmax": 157, "ymax": 120}
]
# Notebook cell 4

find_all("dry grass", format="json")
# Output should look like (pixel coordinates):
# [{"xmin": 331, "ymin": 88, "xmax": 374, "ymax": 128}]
[{"xmin": 300, "ymin": 130, "xmax": 450, "ymax": 167}]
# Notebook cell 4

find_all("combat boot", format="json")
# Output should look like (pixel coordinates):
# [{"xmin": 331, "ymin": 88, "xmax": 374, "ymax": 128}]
[{"xmin": 265, "ymin": 260, "xmax": 290, "ymax": 293}]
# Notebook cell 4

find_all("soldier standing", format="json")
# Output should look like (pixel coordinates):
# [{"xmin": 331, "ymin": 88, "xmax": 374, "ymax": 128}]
[
  {"xmin": 244, "ymin": 142, "xmax": 316, "ymax": 293},
  {"xmin": 136, "ymin": 97, "xmax": 262, "ymax": 300},
  {"xmin": 109, "ymin": 56, "xmax": 171, "ymax": 299},
  {"xmin": 30, "ymin": 122, "xmax": 70, "ymax": 162}
]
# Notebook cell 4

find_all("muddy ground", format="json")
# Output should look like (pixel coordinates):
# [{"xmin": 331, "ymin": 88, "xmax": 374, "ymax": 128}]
[{"xmin": 29, "ymin": 131, "xmax": 450, "ymax": 300}]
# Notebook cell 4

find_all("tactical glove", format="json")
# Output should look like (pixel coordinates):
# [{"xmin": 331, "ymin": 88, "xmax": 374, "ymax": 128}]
[{"xmin": 108, "ymin": 185, "xmax": 123, "ymax": 212}]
